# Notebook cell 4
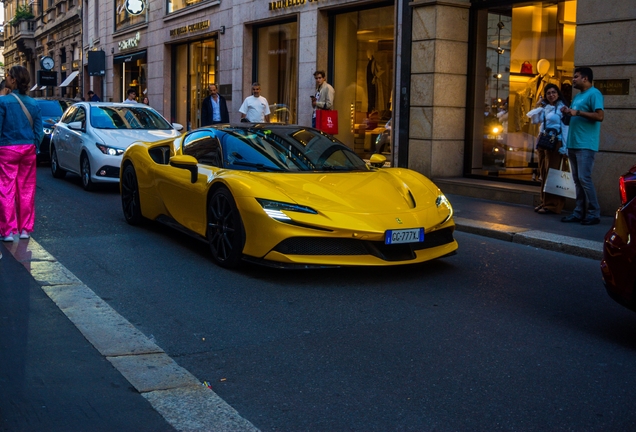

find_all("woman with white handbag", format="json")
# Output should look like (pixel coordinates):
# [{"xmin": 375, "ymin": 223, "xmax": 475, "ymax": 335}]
[{"xmin": 526, "ymin": 84, "xmax": 569, "ymax": 214}]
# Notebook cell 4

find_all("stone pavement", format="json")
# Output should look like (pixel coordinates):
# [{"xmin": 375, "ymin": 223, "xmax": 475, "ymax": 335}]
[{"xmin": 0, "ymin": 194, "xmax": 613, "ymax": 431}]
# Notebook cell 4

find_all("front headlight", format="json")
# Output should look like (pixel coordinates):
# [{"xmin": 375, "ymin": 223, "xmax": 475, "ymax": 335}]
[
  {"xmin": 256, "ymin": 198, "xmax": 317, "ymax": 221},
  {"xmin": 43, "ymin": 127, "xmax": 53, "ymax": 135},
  {"xmin": 436, "ymin": 193, "xmax": 450, "ymax": 208},
  {"xmin": 436, "ymin": 193, "xmax": 453, "ymax": 222},
  {"xmin": 96, "ymin": 143, "xmax": 124, "ymax": 156}
]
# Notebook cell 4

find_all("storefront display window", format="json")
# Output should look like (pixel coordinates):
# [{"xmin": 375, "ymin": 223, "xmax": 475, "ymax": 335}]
[
  {"xmin": 173, "ymin": 39, "xmax": 217, "ymax": 130},
  {"xmin": 167, "ymin": 0, "xmax": 207, "ymax": 14},
  {"xmin": 256, "ymin": 21, "xmax": 298, "ymax": 124},
  {"xmin": 470, "ymin": 0, "xmax": 577, "ymax": 182},
  {"xmin": 115, "ymin": 0, "xmax": 148, "ymax": 32},
  {"xmin": 114, "ymin": 51, "xmax": 147, "ymax": 102},
  {"xmin": 332, "ymin": 6, "xmax": 394, "ymax": 160}
]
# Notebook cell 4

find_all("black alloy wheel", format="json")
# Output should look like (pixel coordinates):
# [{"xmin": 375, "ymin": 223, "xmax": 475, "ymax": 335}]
[
  {"xmin": 121, "ymin": 164, "xmax": 144, "ymax": 225},
  {"xmin": 207, "ymin": 187, "xmax": 245, "ymax": 268},
  {"xmin": 80, "ymin": 153, "xmax": 94, "ymax": 191},
  {"xmin": 50, "ymin": 146, "xmax": 66, "ymax": 179}
]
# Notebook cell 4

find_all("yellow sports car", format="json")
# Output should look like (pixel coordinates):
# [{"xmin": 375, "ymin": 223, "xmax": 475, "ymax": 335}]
[{"xmin": 120, "ymin": 124, "xmax": 458, "ymax": 268}]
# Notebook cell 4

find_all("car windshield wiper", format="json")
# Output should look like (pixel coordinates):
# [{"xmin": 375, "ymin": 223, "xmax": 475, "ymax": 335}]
[
  {"xmin": 318, "ymin": 165, "xmax": 356, "ymax": 171},
  {"xmin": 231, "ymin": 161, "xmax": 285, "ymax": 172}
]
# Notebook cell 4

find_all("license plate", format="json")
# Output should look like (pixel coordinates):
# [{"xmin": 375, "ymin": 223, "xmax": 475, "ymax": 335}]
[{"xmin": 385, "ymin": 228, "xmax": 424, "ymax": 245}]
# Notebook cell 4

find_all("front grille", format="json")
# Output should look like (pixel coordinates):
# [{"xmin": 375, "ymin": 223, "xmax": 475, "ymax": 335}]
[{"xmin": 272, "ymin": 227, "xmax": 455, "ymax": 261}]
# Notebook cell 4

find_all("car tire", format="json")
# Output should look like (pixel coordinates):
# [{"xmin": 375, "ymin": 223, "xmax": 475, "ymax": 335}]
[
  {"xmin": 207, "ymin": 187, "xmax": 245, "ymax": 268},
  {"xmin": 121, "ymin": 164, "xmax": 144, "ymax": 226},
  {"xmin": 80, "ymin": 153, "xmax": 95, "ymax": 191},
  {"xmin": 50, "ymin": 145, "xmax": 66, "ymax": 179}
]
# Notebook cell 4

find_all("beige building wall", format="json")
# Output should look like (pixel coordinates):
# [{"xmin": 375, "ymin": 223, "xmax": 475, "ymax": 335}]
[
  {"xmin": 408, "ymin": 0, "xmax": 470, "ymax": 178},
  {"xmin": 575, "ymin": 0, "xmax": 636, "ymax": 213}
]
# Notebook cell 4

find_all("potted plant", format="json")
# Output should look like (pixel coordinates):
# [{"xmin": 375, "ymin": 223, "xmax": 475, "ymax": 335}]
[{"xmin": 9, "ymin": 5, "xmax": 35, "ymax": 26}]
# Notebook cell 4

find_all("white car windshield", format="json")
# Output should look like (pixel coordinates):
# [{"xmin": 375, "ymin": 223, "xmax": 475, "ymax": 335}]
[{"xmin": 90, "ymin": 106, "xmax": 173, "ymax": 130}]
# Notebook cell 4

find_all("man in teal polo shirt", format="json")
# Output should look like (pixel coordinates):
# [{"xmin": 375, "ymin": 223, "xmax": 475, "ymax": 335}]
[{"xmin": 560, "ymin": 67, "xmax": 604, "ymax": 225}]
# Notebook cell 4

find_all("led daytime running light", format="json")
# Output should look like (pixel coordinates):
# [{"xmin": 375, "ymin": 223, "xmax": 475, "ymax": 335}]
[
  {"xmin": 257, "ymin": 198, "xmax": 318, "ymax": 221},
  {"xmin": 96, "ymin": 143, "xmax": 124, "ymax": 156}
]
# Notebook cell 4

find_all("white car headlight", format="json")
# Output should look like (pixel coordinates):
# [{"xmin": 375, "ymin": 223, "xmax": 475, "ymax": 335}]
[
  {"xmin": 256, "ymin": 199, "xmax": 317, "ymax": 221},
  {"xmin": 96, "ymin": 143, "xmax": 124, "ymax": 156},
  {"xmin": 43, "ymin": 127, "xmax": 53, "ymax": 135}
]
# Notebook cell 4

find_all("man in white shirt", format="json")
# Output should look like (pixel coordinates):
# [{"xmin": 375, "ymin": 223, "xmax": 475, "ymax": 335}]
[
  {"xmin": 239, "ymin": 83, "xmax": 270, "ymax": 123},
  {"xmin": 123, "ymin": 88, "xmax": 138, "ymax": 104}
]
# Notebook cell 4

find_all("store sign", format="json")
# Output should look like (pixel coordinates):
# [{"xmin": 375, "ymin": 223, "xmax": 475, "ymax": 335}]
[
  {"xmin": 170, "ymin": 20, "xmax": 210, "ymax": 37},
  {"xmin": 269, "ymin": 0, "xmax": 320, "ymax": 12},
  {"xmin": 595, "ymin": 79, "xmax": 630, "ymax": 96},
  {"xmin": 119, "ymin": 32, "xmax": 141, "ymax": 51},
  {"xmin": 124, "ymin": 0, "xmax": 147, "ymax": 16},
  {"xmin": 37, "ymin": 70, "xmax": 57, "ymax": 87}
]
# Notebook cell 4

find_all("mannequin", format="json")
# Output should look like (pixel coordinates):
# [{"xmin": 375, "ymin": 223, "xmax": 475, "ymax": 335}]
[{"xmin": 366, "ymin": 50, "xmax": 377, "ymax": 113}]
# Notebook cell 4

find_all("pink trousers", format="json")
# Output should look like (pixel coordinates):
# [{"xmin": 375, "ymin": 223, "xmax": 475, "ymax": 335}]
[{"xmin": 0, "ymin": 145, "xmax": 36, "ymax": 237}]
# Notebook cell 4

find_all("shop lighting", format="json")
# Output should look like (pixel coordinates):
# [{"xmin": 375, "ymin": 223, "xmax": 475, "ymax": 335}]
[{"xmin": 497, "ymin": 47, "xmax": 505, "ymax": 55}]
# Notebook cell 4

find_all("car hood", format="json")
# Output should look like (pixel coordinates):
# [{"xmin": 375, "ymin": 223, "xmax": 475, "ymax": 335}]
[
  {"xmin": 93, "ymin": 129, "xmax": 180, "ymax": 148},
  {"xmin": 243, "ymin": 168, "xmax": 441, "ymax": 213},
  {"xmin": 43, "ymin": 116, "xmax": 60, "ymax": 126}
]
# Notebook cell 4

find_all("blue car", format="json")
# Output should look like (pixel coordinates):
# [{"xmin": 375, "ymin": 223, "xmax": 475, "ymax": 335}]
[{"xmin": 35, "ymin": 98, "xmax": 75, "ymax": 163}]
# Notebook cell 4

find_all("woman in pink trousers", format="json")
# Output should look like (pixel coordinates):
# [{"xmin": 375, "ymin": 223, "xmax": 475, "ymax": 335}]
[{"xmin": 0, "ymin": 66, "xmax": 43, "ymax": 243}]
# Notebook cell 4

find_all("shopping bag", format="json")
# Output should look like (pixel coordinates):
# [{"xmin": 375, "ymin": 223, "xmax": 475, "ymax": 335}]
[
  {"xmin": 543, "ymin": 158, "xmax": 576, "ymax": 199},
  {"xmin": 315, "ymin": 110, "xmax": 338, "ymax": 135}
]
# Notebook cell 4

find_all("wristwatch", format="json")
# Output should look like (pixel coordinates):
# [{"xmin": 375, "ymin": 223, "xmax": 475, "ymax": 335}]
[{"xmin": 574, "ymin": 110, "xmax": 580, "ymax": 116}]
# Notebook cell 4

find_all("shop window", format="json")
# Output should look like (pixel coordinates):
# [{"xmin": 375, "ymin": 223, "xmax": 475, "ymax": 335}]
[
  {"xmin": 115, "ymin": 0, "xmax": 148, "ymax": 32},
  {"xmin": 256, "ymin": 21, "xmax": 298, "ymax": 124},
  {"xmin": 470, "ymin": 0, "xmax": 577, "ymax": 182},
  {"xmin": 332, "ymin": 6, "xmax": 394, "ymax": 160},
  {"xmin": 114, "ymin": 51, "xmax": 147, "ymax": 102},
  {"xmin": 173, "ymin": 39, "xmax": 217, "ymax": 130},
  {"xmin": 167, "ymin": 0, "xmax": 207, "ymax": 14}
]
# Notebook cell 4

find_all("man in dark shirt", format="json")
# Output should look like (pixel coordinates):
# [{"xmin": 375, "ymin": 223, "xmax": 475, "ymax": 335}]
[
  {"xmin": 87, "ymin": 90, "xmax": 101, "ymax": 102},
  {"xmin": 201, "ymin": 83, "xmax": 229, "ymax": 126}
]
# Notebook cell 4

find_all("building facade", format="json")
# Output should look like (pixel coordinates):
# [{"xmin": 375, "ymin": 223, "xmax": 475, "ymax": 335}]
[{"xmin": 4, "ymin": 0, "xmax": 635, "ymax": 214}]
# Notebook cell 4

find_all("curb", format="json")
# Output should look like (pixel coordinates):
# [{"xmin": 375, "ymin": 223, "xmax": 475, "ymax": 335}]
[{"xmin": 454, "ymin": 217, "xmax": 603, "ymax": 261}]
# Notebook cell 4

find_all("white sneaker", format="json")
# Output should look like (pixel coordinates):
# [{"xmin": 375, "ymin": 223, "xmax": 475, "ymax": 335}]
[
  {"xmin": 19, "ymin": 230, "xmax": 30, "ymax": 239},
  {"xmin": 2, "ymin": 234, "xmax": 15, "ymax": 242}
]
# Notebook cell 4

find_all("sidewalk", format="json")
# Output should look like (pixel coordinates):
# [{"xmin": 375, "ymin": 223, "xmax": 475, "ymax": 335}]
[
  {"xmin": 0, "ymin": 241, "xmax": 176, "ymax": 432},
  {"xmin": 448, "ymin": 193, "xmax": 611, "ymax": 260},
  {"xmin": 0, "ymin": 194, "xmax": 611, "ymax": 431}
]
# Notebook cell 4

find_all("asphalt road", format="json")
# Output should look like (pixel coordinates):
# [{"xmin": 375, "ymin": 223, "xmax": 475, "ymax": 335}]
[{"xmin": 31, "ymin": 166, "xmax": 636, "ymax": 431}]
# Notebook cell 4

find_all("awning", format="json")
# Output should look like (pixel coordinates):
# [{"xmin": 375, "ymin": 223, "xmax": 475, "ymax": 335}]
[
  {"xmin": 113, "ymin": 50, "xmax": 147, "ymax": 64},
  {"xmin": 40, "ymin": 86, "xmax": 47, "ymax": 90},
  {"xmin": 30, "ymin": 84, "xmax": 39, "ymax": 91},
  {"xmin": 59, "ymin": 71, "xmax": 80, "ymax": 87}
]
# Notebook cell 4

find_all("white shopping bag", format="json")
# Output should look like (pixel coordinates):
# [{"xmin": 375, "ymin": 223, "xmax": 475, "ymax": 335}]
[{"xmin": 543, "ymin": 158, "xmax": 576, "ymax": 199}]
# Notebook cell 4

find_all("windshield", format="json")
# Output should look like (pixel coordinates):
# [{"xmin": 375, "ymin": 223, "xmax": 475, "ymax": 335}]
[
  {"xmin": 220, "ymin": 127, "xmax": 369, "ymax": 173},
  {"xmin": 90, "ymin": 106, "xmax": 173, "ymax": 130},
  {"xmin": 37, "ymin": 101, "xmax": 64, "ymax": 117}
]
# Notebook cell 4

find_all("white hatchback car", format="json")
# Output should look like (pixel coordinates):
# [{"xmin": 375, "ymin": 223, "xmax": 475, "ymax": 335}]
[{"xmin": 50, "ymin": 102, "xmax": 183, "ymax": 191}]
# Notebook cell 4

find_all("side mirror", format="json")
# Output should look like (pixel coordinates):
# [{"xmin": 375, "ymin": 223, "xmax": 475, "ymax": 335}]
[
  {"xmin": 170, "ymin": 155, "xmax": 199, "ymax": 183},
  {"xmin": 172, "ymin": 123, "xmax": 184, "ymax": 132},
  {"xmin": 68, "ymin": 121, "xmax": 84, "ymax": 131},
  {"xmin": 369, "ymin": 153, "xmax": 387, "ymax": 168}
]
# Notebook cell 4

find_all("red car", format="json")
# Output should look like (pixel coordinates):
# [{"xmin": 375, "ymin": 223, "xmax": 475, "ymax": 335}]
[{"xmin": 601, "ymin": 163, "xmax": 636, "ymax": 311}]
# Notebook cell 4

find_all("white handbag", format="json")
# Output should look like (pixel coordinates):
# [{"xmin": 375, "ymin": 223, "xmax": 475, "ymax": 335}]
[{"xmin": 543, "ymin": 158, "xmax": 576, "ymax": 199}]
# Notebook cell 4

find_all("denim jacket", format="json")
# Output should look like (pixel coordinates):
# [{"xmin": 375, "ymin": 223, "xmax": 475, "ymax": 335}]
[{"xmin": 0, "ymin": 90, "xmax": 44, "ymax": 147}]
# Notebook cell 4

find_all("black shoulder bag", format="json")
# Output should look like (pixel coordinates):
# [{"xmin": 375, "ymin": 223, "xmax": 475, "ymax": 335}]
[{"xmin": 536, "ymin": 108, "xmax": 559, "ymax": 151}]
